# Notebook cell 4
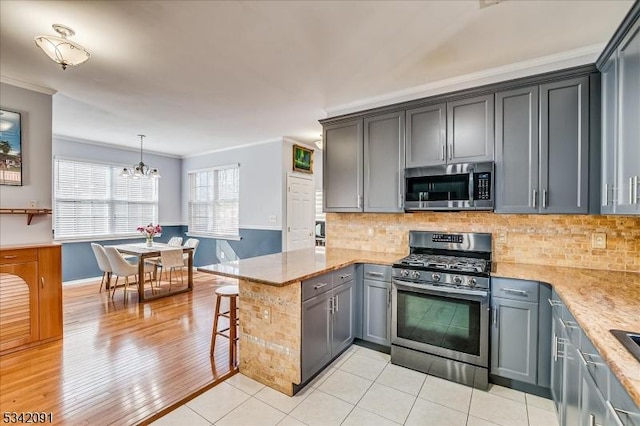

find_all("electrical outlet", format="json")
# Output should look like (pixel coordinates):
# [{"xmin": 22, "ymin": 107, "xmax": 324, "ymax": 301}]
[
  {"xmin": 592, "ymin": 233, "xmax": 607, "ymax": 249},
  {"xmin": 268, "ymin": 215, "xmax": 277, "ymax": 224},
  {"xmin": 262, "ymin": 307, "xmax": 271, "ymax": 323},
  {"xmin": 497, "ymin": 231, "xmax": 507, "ymax": 244}
]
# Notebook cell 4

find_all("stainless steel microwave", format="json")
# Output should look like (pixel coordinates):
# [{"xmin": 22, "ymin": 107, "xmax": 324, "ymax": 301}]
[{"xmin": 404, "ymin": 162, "xmax": 494, "ymax": 211}]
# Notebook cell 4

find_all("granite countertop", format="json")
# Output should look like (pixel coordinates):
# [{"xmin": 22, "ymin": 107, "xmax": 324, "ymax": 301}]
[
  {"xmin": 198, "ymin": 249, "xmax": 640, "ymax": 405},
  {"xmin": 493, "ymin": 262, "xmax": 640, "ymax": 406},
  {"xmin": 197, "ymin": 247, "xmax": 405, "ymax": 286}
]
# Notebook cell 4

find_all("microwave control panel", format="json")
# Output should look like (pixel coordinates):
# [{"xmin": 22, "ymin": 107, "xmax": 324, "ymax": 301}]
[{"xmin": 474, "ymin": 172, "xmax": 492, "ymax": 200}]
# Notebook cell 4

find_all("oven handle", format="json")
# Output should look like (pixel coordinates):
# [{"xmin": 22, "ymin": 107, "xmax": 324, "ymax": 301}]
[{"xmin": 392, "ymin": 278, "xmax": 488, "ymax": 299}]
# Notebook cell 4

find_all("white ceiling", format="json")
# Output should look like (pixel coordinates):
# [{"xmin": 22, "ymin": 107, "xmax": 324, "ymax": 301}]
[{"xmin": 0, "ymin": 0, "xmax": 633, "ymax": 157}]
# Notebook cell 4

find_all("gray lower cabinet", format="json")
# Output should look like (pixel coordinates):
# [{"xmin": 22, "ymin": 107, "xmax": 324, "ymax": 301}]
[
  {"xmin": 496, "ymin": 76, "xmax": 591, "ymax": 214},
  {"xmin": 549, "ymin": 290, "xmax": 640, "ymax": 426},
  {"xmin": 323, "ymin": 119, "xmax": 363, "ymax": 212},
  {"xmin": 364, "ymin": 111, "xmax": 405, "ymax": 212},
  {"xmin": 491, "ymin": 297, "xmax": 538, "ymax": 384},
  {"xmin": 361, "ymin": 265, "xmax": 391, "ymax": 347},
  {"xmin": 447, "ymin": 94, "xmax": 495, "ymax": 163},
  {"xmin": 301, "ymin": 269, "xmax": 355, "ymax": 383}
]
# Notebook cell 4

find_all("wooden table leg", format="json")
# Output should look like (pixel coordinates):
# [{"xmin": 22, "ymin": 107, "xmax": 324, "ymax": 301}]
[
  {"xmin": 138, "ymin": 255, "xmax": 145, "ymax": 302},
  {"xmin": 188, "ymin": 250, "xmax": 193, "ymax": 290}
]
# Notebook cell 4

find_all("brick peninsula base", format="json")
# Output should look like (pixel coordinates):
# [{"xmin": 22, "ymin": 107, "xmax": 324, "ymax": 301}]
[{"xmin": 237, "ymin": 278, "xmax": 302, "ymax": 396}]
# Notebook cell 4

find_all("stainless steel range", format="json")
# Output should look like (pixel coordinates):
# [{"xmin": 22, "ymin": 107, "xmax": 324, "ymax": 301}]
[{"xmin": 391, "ymin": 231, "xmax": 492, "ymax": 390}]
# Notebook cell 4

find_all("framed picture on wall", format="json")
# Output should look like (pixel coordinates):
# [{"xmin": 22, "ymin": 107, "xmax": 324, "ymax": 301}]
[
  {"xmin": 0, "ymin": 109, "xmax": 22, "ymax": 186},
  {"xmin": 293, "ymin": 144, "xmax": 313, "ymax": 174}
]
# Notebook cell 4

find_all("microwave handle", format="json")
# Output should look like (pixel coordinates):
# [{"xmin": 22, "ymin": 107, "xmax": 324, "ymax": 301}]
[{"xmin": 469, "ymin": 168, "xmax": 475, "ymax": 205}]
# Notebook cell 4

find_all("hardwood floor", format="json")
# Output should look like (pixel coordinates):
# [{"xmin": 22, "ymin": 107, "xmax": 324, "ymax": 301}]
[{"xmin": 0, "ymin": 271, "xmax": 238, "ymax": 425}]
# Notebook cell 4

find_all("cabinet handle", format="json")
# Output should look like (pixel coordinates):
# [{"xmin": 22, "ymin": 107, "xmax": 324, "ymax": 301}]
[
  {"xmin": 358, "ymin": 195, "xmax": 363, "ymax": 209},
  {"xmin": 634, "ymin": 176, "xmax": 639, "ymax": 205},
  {"xmin": 328, "ymin": 296, "xmax": 333, "ymax": 314},
  {"xmin": 560, "ymin": 319, "xmax": 578, "ymax": 329},
  {"xmin": 313, "ymin": 283, "xmax": 328, "ymax": 290},
  {"xmin": 604, "ymin": 183, "xmax": 610, "ymax": 206},
  {"xmin": 441, "ymin": 145, "xmax": 445, "ymax": 161},
  {"xmin": 448, "ymin": 143, "xmax": 452, "ymax": 160},
  {"xmin": 542, "ymin": 189, "xmax": 548, "ymax": 208},
  {"xmin": 493, "ymin": 306, "xmax": 498, "ymax": 327},
  {"xmin": 3, "ymin": 255, "xmax": 18, "ymax": 259},
  {"xmin": 606, "ymin": 400, "xmax": 636, "ymax": 423},
  {"xmin": 334, "ymin": 295, "xmax": 339, "ymax": 313},
  {"xmin": 500, "ymin": 288, "xmax": 529, "ymax": 296},
  {"xmin": 589, "ymin": 414, "xmax": 603, "ymax": 426},
  {"xmin": 548, "ymin": 298, "xmax": 562, "ymax": 307},
  {"xmin": 553, "ymin": 334, "xmax": 558, "ymax": 362},
  {"xmin": 387, "ymin": 288, "xmax": 391, "ymax": 307},
  {"xmin": 339, "ymin": 274, "xmax": 351, "ymax": 280},
  {"xmin": 576, "ymin": 349, "xmax": 599, "ymax": 367},
  {"xmin": 367, "ymin": 272, "xmax": 384, "ymax": 278},
  {"xmin": 532, "ymin": 189, "xmax": 538, "ymax": 208},
  {"xmin": 40, "ymin": 277, "xmax": 45, "ymax": 288}
]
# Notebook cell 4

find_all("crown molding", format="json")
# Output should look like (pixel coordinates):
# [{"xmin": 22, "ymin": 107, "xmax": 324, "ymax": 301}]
[
  {"xmin": 324, "ymin": 43, "xmax": 605, "ymax": 117},
  {"xmin": 183, "ymin": 138, "xmax": 283, "ymax": 159},
  {"xmin": 53, "ymin": 134, "xmax": 182, "ymax": 158},
  {"xmin": 0, "ymin": 75, "xmax": 57, "ymax": 95}
]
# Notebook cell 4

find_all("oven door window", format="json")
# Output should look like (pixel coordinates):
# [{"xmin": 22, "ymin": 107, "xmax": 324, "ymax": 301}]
[
  {"xmin": 405, "ymin": 174, "xmax": 470, "ymax": 202},
  {"xmin": 396, "ymin": 290, "xmax": 481, "ymax": 356}
]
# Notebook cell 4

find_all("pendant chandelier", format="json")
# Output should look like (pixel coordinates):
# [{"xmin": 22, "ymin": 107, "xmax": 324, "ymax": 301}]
[
  {"xmin": 34, "ymin": 24, "xmax": 90, "ymax": 70},
  {"xmin": 120, "ymin": 135, "xmax": 161, "ymax": 179}
]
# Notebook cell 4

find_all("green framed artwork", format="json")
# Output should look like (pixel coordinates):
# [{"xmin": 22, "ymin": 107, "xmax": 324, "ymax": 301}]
[
  {"xmin": 0, "ymin": 109, "xmax": 22, "ymax": 186},
  {"xmin": 293, "ymin": 144, "xmax": 313, "ymax": 173}
]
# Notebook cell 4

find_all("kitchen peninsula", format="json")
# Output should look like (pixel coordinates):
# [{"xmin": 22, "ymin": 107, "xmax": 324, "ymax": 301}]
[{"xmin": 199, "ymin": 247, "xmax": 640, "ymax": 410}]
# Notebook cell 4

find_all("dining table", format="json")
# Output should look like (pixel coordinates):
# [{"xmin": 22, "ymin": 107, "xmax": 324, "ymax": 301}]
[{"xmin": 107, "ymin": 242, "xmax": 194, "ymax": 302}]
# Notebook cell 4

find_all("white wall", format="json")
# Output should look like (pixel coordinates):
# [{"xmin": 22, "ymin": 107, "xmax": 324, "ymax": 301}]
[
  {"xmin": 182, "ymin": 140, "xmax": 284, "ymax": 229},
  {"xmin": 53, "ymin": 137, "xmax": 183, "ymax": 225},
  {"xmin": 0, "ymin": 83, "xmax": 53, "ymax": 245}
]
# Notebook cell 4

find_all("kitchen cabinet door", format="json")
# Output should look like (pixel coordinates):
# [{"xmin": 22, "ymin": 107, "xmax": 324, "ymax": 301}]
[
  {"xmin": 301, "ymin": 291, "xmax": 332, "ymax": 382},
  {"xmin": 550, "ymin": 302, "xmax": 565, "ymax": 423},
  {"xmin": 405, "ymin": 103, "xmax": 446, "ymax": 167},
  {"xmin": 563, "ymin": 332, "xmax": 582, "ymax": 426},
  {"xmin": 490, "ymin": 297, "xmax": 538, "ymax": 384},
  {"xmin": 363, "ymin": 279, "xmax": 391, "ymax": 347},
  {"xmin": 38, "ymin": 246, "xmax": 63, "ymax": 341},
  {"xmin": 0, "ymin": 261, "xmax": 39, "ymax": 352},
  {"xmin": 540, "ymin": 76, "xmax": 590, "ymax": 214},
  {"xmin": 581, "ymin": 362, "xmax": 609, "ymax": 426},
  {"xmin": 615, "ymin": 20, "xmax": 640, "ymax": 214},
  {"xmin": 323, "ymin": 119, "xmax": 363, "ymax": 212},
  {"xmin": 601, "ymin": 52, "xmax": 618, "ymax": 214},
  {"xmin": 447, "ymin": 94, "xmax": 495, "ymax": 163},
  {"xmin": 331, "ymin": 281, "xmax": 354, "ymax": 356},
  {"xmin": 495, "ymin": 86, "xmax": 539, "ymax": 213},
  {"xmin": 364, "ymin": 111, "xmax": 405, "ymax": 212}
]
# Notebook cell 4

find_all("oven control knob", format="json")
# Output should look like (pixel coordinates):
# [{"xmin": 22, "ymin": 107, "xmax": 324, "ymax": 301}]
[
  {"xmin": 453, "ymin": 275, "xmax": 463, "ymax": 285},
  {"xmin": 412, "ymin": 271, "xmax": 421, "ymax": 279},
  {"xmin": 401, "ymin": 269, "xmax": 410, "ymax": 278},
  {"xmin": 431, "ymin": 273, "xmax": 441, "ymax": 282},
  {"xmin": 468, "ymin": 278, "xmax": 477, "ymax": 287}
]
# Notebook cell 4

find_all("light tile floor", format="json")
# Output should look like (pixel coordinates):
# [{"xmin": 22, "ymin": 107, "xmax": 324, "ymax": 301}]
[{"xmin": 152, "ymin": 346, "xmax": 559, "ymax": 426}]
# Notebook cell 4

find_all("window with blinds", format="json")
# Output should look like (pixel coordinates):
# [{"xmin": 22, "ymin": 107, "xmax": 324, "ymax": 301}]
[
  {"xmin": 315, "ymin": 190, "xmax": 325, "ymax": 221},
  {"xmin": 54, "ymin": 158, "xmax": 159, "ymax": 240},
  {"xmin": 188, "ymin": 164, "xmax": 239, "ymax": 239}
]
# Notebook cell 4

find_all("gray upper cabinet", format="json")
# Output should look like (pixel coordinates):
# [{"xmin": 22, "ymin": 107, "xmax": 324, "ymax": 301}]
[
  {"xmin": 447, "ymin": 94, "xmax": 495, "ymax": 163},
  {"xmin": 540, "ymin": 76, "xmax": 590, "ymax": 214},
  {"xmin": 601, "ymin": 52, "xmax": 618, "ymax": 214},
  {"xmin": 364, "ymin": 111, "xmax": 405, "ymax": 212},
  {"xmin": 405, "ymin": 103, "xmax": 446, "ymax": 167},
  {"xmin": 495, "ymin": 86, "xmax": 539, "ymax": 213},
  {"xmin": 597, "ymin": 4, "xmax": 640, "ymax": 215},
  {"xmin": 615, "ymin": 20, "xmax": 640, "ymax": 214},
  {"xmin": 323, "ymin": 119, "xmax": 363, "ymax": 212}
]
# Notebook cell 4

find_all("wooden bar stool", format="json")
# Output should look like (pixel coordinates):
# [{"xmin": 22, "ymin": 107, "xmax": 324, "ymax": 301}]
[{"xmin": 210, "ymin": 285, "xmax": 239, "ymax": 367}]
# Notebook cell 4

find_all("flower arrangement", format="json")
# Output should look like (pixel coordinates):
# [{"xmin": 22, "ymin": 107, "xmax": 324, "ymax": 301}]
[{"xmin": 137, "ymin": 223, "xmax": 162, "ymax": 246}]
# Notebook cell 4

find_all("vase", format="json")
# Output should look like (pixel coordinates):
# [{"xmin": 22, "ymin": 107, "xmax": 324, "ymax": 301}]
[{"xmin": 146, "ymin": 236, "xmax": 153, "ymax": 247}]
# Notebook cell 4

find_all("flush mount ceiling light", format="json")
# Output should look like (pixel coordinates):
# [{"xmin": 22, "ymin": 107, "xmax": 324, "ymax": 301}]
[
  {"xmin": 120, "ymin": 135, "xmax": 161, "ymax": 179},
  {"xmin": 34, "ymin": 24, "xmax": 90, "ymax": 70}
]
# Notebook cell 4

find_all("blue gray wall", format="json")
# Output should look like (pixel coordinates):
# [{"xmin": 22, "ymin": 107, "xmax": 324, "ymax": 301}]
[{"xmin": 62, "ymin": 226, "xmax": 282, "ymax": 281}]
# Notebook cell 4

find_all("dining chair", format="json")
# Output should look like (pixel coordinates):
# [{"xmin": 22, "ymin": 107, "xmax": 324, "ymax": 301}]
[
  {"xmin": 183, "ymin": 238, "xmax": 200, "ymax": 266},
  {"xmin": 91, "ymin": 243, "xmax": 112, "ymax": 292},
  {"xmin": 158, "ymin": 248, "xmax": 185, "ymax": 290},
  {"xmin": 167, "ymin": 236, "xmax": 183, "ymax": 246},
  {"xmin": 145, "ymin": 236, "xmax": 184, "ymax": 279},
  {"xmin": 104, "ymin": 246, "xmax": 155, "ymax": 301}
]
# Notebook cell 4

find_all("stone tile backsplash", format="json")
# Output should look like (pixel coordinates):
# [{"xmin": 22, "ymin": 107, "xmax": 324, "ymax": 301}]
[{"xmin": 326, "ymin": 213, "xmax": 640, "ymax": 272}]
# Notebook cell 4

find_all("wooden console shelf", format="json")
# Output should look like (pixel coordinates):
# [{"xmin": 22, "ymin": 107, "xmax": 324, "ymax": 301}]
[{"xmin": 0, "ymin": 208, "xmax": 52, "ymax": 225}]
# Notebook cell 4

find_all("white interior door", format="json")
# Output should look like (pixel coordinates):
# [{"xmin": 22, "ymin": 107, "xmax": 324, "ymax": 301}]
[{"xmin": 286, "ymin": 173, "xmax": 315, "ymax": 251}]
